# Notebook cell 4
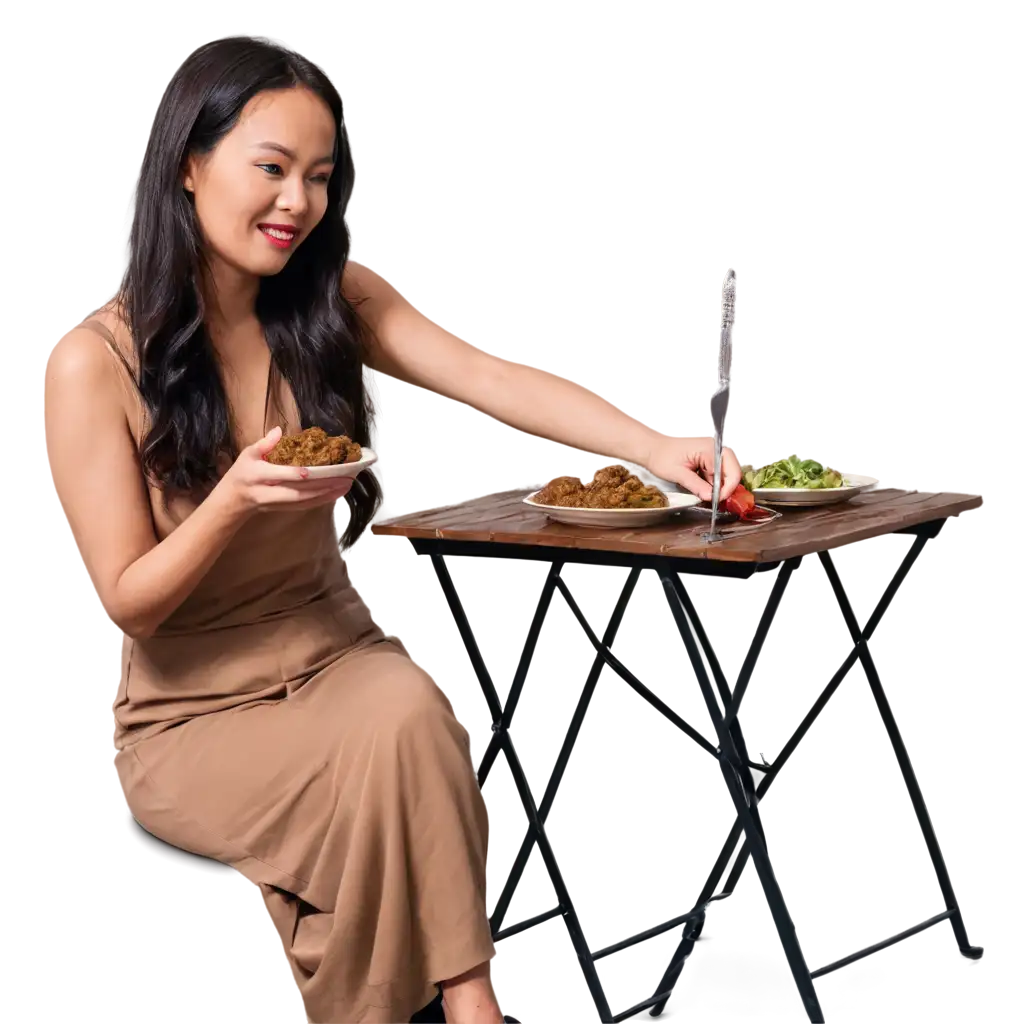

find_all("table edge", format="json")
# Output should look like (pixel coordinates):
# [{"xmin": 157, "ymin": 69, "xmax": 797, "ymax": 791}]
[{"xmin": 371, "ymin": 490, "xmax": 983, "ymax": 563}]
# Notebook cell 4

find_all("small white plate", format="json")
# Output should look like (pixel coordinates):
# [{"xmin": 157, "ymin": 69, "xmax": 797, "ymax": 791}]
[
  {"xmin": 752, "ymin": 472, "xmax": 878, "ymax": 507},
  {"xmin": 523, "ymin": 489, "xmax": 700, "ymax": 527},
  {"xmin": 292, "ymin": 448, "xmax": 378, "ymax": 479}
]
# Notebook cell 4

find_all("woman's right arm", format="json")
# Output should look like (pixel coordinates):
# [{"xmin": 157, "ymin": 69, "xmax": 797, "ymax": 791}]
[
  {"xmin": 44, "ymin": 328, "xmax": 352, "ymax": 639},
  {"xmin": 45, "ymin": 327, "xmax": 242, "ymax": 638}
]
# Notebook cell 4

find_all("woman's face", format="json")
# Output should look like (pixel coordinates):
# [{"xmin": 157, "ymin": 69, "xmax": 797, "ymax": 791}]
[{"xmin": 182, "ymin": 87, "xmax": 337, "ymax": 277}]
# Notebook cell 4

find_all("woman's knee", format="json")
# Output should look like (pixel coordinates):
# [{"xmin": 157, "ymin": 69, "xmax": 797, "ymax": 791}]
[{"xmin": 371, "ymin": 661, "xmax": 461, "ymax": 741}]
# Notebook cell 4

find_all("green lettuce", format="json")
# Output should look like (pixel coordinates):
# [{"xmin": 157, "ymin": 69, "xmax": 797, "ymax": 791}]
[{"xmin": 741, "ymin": 455, "xmax": 845, "ymax": 490}]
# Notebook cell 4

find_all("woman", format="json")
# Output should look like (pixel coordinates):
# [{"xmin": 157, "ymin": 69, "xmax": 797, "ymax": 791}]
[{"xmin": 44, "ymin": 35, "xmax": 740, "ymax": 1024}]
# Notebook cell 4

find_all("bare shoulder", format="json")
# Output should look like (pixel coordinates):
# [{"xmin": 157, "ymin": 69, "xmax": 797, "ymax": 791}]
[
  {"xmin": 46, "ymin": 302, "xmax": 137, "ymax": 421},
  {"xmin": 341, "ymin": 260, "xmax": 405, "ymax": 313},
  {"xmin": 47, "ymin": 327, "xmax": 116, "ymax": 387},
  {"xmin": 341, "ymin": 259, "xmax": 377, "ymax": 301}
]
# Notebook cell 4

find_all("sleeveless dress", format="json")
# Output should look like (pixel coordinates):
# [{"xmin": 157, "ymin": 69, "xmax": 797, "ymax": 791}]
[{"xmin": 79, "ymin": 317, "xmax": 495, "ymax": 1023}]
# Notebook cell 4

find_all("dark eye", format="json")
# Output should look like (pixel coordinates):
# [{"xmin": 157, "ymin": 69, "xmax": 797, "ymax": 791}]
[
  {"xmin": 311, "ymin": 173, "xmax": 331, "ymax": 184},
  {"xmin": 257, "ymin": 163, "xmax": 283, "ymax": 176}
]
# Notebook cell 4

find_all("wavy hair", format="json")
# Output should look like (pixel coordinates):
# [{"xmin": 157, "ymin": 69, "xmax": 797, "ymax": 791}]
[{"xmin": 115, "ymin": 35, "xmax": 380, "ymax": 547}]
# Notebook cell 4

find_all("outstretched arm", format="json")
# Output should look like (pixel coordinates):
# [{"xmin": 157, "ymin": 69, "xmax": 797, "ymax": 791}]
[{"xmin": 344, "ymin": 262, "xmax": 740, "ymax": 500}]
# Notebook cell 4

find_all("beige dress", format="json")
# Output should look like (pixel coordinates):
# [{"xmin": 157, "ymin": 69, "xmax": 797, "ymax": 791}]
[{"xmin": 80, "ymin": 318, "xmax": 495, "ymax": 1023}]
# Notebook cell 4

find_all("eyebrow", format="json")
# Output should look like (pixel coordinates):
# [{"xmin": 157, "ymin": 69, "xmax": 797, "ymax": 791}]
[{"xmin": 251, "ymin": 141, "xmax": 335, "ymax": 165}]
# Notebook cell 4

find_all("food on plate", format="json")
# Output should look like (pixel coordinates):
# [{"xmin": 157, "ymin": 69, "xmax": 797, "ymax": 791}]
[
  {"xmin": 265, "ymin": 426, "xmax": 362, "ymax": 467},
  {"xmin": 742, "ymin": 455, "xmax": 844, "ymax": 490},
  {"xmin": 535, "ymin": 465, "xmax": 668, "ymax": 509},
  {"xmin": 721, "ymin": 484, "xmax": 775, "ymax": 522}
]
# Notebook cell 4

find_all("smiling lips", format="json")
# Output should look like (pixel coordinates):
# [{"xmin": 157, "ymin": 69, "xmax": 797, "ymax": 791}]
[{"xmin": 258, "ymin": 223, "xmax": 298, "ymax": 249}]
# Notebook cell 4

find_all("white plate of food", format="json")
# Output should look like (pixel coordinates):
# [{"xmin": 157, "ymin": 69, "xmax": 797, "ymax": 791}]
[
  {"xmin": 742, "ymin": 456, "xmax": 877, "ymax": 507},
  {"xmin": 524, "ymin": 465, "xmax": 701, "ymax": 527},
  {"xmin": 264, "ymin": 427, "xmax": 377, "ymax": 479}
]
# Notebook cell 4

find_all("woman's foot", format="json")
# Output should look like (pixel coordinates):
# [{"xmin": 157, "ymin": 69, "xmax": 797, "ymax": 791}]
[{"xmin": 439, "ymin": 961, "xmax": 503, "ymax": 1024}]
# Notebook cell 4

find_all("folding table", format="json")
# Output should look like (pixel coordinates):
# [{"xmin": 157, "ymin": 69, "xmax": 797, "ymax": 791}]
[{"xmin": 372, "ymin": 486, "xmax": 984, "ymax": 1022}]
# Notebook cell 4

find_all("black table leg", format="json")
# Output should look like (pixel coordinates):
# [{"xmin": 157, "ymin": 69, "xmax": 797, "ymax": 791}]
[
  {"xmin": 429, "ymin": 556, "xmax": 724, "ymax": 1022},
  {"xmin": 429, "ymin": 555, "xmax": 615, "ymax": 1021},
  {"xmin": 651, "ymin": 524, "xmax": 978, "ymax": 1019},
  {"xmin": 424, "ymin": 534, "xmax": 981, "ymax": 1022},
  {"xmin": 815, "ymin": 524, "xmax": 983, "ymax": 962},
  {"xmin": 660, "ymin": 565, "xmax": 825, "ymax": 1023}
]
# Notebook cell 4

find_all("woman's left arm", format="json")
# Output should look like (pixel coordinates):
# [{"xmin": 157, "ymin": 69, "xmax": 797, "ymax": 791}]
[{"xmin": 344, "ymin": 262, "xmax": 740, "ymax": 501}]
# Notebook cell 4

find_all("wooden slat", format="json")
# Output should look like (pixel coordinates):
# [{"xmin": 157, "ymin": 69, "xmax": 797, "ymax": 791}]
[{"xmin": 371, "ymin": 488, "xmax": 983, "ymax": 563}]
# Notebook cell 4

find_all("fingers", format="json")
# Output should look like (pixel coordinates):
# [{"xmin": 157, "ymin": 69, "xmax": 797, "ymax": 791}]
[
  {"xmin": 253, "ymin": 425, "xmax": 283, "ymax": 456},
  {"xmin": 274, "ymin": 481, "xmax": 351, "ymax": 501},
  {"xmin": 256, "ymin": 477, "xmax": 354, "ymax": 507},
  {"xmin": 720, "ymin": 446, "xmax": 742, "ymax": 499},
  {"xmin": 257, "ymin": 464, "xmax": 313, "ymax": 484},
  {"xmin": 249, "ymin": 461, "xmax": 356, "ymax": 490},
  {"xmin": 316, "ymin": 478, "xmax": 354, "ymax": 500},
  {"xmin": 245, "ymin": 434, "xmax": 313, "ymax": 484},
  {"xmin": 674, "ymin": 442, "xmax": 741, "ymax": 502},
  {"xmin": 288, "ymin": 485, "xmax": 354, "ymax": 510},
  {"xmin": 675, "ymin": 467, "xmax": 714, "ymax": 502}
]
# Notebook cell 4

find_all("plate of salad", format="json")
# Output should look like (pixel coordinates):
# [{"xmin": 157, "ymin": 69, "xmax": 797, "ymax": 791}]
[{"xmin": 741, "ymin": 456, "xmax": 878, "ymax": 507}]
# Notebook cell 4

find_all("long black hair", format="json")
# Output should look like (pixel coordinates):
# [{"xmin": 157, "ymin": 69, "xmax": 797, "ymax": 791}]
[{"xmin": 115, "ymin": 35, "xmax": 380, "ymax": 547}]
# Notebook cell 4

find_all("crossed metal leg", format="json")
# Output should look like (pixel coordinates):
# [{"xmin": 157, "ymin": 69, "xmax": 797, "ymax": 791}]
[{"xmin": 424, "ymin": 519, "xmax": 982, "ymax": 1023}]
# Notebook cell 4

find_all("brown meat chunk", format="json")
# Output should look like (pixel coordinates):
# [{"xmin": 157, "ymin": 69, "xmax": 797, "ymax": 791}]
[
  {"xmin": 265, "ymin": 427, "xmax": 362, "ymax": 467},
  {"xmin": 535, "ymin": 466, "xmax": 667, "ymax": 509}
]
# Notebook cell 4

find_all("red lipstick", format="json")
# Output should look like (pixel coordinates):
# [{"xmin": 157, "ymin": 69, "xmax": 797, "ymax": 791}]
[{"xmin": 257, "ymin": 223, "xmax": 299, "ymax": 249}]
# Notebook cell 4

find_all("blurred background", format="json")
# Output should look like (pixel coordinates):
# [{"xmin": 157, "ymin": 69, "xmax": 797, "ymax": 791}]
[{"xmin": 2, "ymin": 8, "xmax": 1024, "ymax": 1024}]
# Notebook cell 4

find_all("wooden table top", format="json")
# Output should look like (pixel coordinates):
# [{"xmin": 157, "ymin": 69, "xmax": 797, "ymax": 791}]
[{"xmin": 371, "ymin": 487, "xmax": 982, "ymax": 564}]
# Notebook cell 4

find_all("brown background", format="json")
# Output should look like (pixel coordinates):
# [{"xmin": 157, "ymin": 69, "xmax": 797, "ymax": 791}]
[{"xmin": 2, "ymin": 4, "xmax": 1024, "ymax": 1019}]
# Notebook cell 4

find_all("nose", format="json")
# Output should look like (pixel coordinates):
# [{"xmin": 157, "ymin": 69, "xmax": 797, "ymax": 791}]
[{"xmin": 276, "ymin": 173, "xmax": 310, "ymax": 218}]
